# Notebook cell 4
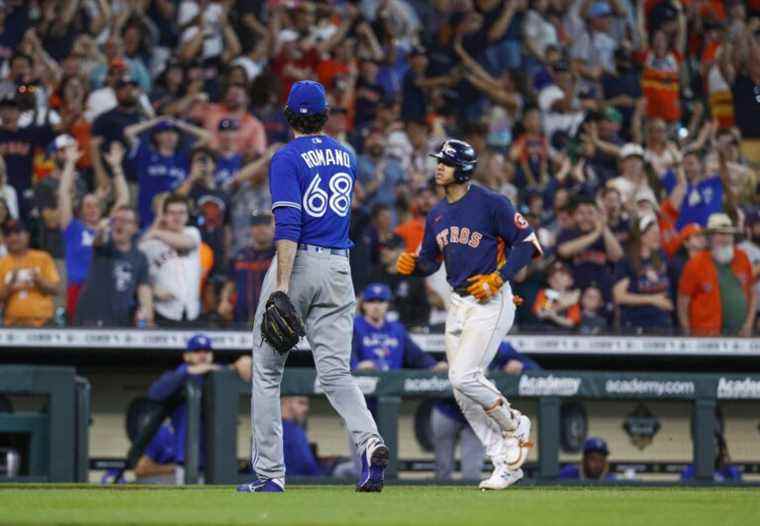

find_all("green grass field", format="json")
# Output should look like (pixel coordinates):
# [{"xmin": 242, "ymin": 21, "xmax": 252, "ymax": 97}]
[{"xmin": 1, "ymin": 485, "xmax": 758, "ymax": 526}]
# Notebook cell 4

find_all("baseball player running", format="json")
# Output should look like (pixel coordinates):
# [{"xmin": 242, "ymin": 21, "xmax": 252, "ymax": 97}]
[
  {"xmin": 396, "ymin": 139, "xmax": 542, "ymax": 490},
  {"xmin": 237, "ymin": 80, "xmax": 388, "ymax": 494}
]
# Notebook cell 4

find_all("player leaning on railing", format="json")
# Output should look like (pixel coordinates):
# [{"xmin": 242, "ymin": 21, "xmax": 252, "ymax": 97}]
[{"xmin": 396, "ymin": 139, "xmax": 543, "ymax": 490}]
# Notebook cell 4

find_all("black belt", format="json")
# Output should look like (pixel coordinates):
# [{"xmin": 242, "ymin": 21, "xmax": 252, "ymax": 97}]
[
  {"xmin": 453, "ymin": 286, "xmax": 471, "ymax": 297},
  {"xmin": 298, "ymin": 243, "xmax": 349, "ymax": 257}
]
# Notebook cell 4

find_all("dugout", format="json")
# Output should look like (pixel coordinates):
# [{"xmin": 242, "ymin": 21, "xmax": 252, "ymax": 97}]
[
  {"xmin": 0, "ymin": 365, "xmax": 90, "ymax": 482},
  {"xmin": 196, "ymin": 368, "xmax": 758, "ymax": 485},
  {"xmin": 1, "ymin": 329, "xmax": 760, "ymax": 484}
]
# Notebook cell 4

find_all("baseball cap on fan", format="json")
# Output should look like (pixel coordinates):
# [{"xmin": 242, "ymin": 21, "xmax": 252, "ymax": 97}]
[
  {"xmin": 186, "ymin": 334, "xmax": 213, "ymax": 352},
  {"xmin": 286, "ymin": 80, "xmax": 327, "ymax": 116},
  {"xmin": 47, "ymin": 134, "xmax": 77, "ymax": 155},
  {"xmin": 588, "ymin": 2, "xmax": 612, "ymax": 18},
  {"xmin": 363, "ymin": 283, "xmax": 392, "ymax": 302}
]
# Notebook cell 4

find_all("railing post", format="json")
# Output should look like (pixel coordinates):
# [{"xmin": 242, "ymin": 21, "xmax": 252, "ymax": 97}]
[
  {"xmin": 375, "ymin": 396, "xmax": 401, "ymax": 479},
  {"xmin": 204, "ymin": 369, "xmax": 240, "ymax": 484},
  {"xmin": 74, "ymin": 376, "xmax": 91, "ymax": 483},
  {"xmin": 693, "ymin": 396, "xmax": 716, "ymax": 481},
  {"xmin": 184, "ymin": 380, "xmax": 202, "ymax": 484},
  {"xmin": 537, "ymin": 396, "xmax": 560, "ymax": 480}
]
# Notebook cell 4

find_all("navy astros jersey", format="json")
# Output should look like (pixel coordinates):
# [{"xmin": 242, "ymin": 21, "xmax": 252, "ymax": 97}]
[
  {"xmin": 269, "ymin": 135, "xmax": 356, "ymax": 248},
  {"xmin": 418, "ymin": 185, "xmax": 539, "ymax": 289}
]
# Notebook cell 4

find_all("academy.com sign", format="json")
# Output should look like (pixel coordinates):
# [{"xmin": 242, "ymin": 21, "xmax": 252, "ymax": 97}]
[
  {"xmin": 605, "ymin": 379, "xmax": 695, "ymax": 396},
  {"xmin": 518, "ymin": 375, "xmax": 582, "ymax": 396},
  {"xmin": 717, "ymin": 377, "xmax": 760, "ymax": 399},
  {"xmin": 404, "ymin": 377, "xmax": 452, "ymax": 393}
]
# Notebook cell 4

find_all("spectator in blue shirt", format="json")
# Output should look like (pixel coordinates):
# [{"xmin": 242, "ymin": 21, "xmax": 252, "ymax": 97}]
[
  {"xmin": 355, "ymin": 128, "xmax": 405, "ymax": 220},
  {"xmin": 214, "ymin": 118, "xmax": 244, "ymax": 189},
  {"xmin": 663, "ymin": 151, "xmax": 725, "ymax": 230},
  {"xmin": 125, "ymin": 116, "xmax": 211, "ymax": 228},
  {"xmin": 432, "ymin": 342, "xmax": 541, "ymax": 481},
  {"xmin": 53, "ymin": 137, "xmax": 102, "ymax": 321},
  {"xmin": 559, "ymin": 437, "xmax": 617, "ymax": 480}
]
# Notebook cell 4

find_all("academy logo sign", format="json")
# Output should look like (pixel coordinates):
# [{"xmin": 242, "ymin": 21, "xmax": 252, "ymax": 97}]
[
  {"xmin": 403, "ymin": 377, "xmax": 451, "ymax": 393},
  {"xmin": 518, "ymin": 375, "xmax": 582, "ymax": 396},
  {"xmin": 717, "ymin": 377, "xmax": 760, "ymax": 399},
  {"xmin": 605, "ymin": 379, "xmax": 694, "ymax": 397}
]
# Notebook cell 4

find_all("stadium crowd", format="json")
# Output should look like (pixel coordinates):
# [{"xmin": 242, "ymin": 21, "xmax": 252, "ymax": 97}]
[{"xmin": 0, "ymin": 0, "xmax": 756, "ymax": 336}]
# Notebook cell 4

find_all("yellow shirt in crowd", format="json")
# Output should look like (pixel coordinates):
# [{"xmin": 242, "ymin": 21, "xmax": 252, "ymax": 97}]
[{"xmin": 0, "ymin": 250, "xmax": 60, "ymax": 327}]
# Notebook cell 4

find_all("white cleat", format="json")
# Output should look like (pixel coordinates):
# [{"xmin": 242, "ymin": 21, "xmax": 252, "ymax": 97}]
[
  {"xmin": 504, "ymin": 413, "xmax": 533, "ymax": 471},
  {"xmin": 479, "ymin": 466, "xmax": 524, "ymax": 490}
]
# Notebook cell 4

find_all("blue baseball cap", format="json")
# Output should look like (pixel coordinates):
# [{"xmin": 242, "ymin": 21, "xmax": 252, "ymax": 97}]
[
  {"xmin": 153, "ymin": 120, "xmax": 179, "ymax": 135},
  {"xmin": 286, "ymin": 80, "xmax": 327, "ymax": 116},
  {"xmin": 186, "ymin": 334, "xmax": 213, "ymax": 352},
  {"xmin": 583, "ymin": 437, "xmax": 609, "ymax": 456},
  {"xmin": 363, "ymin": 283, "xmax": 392, "ymax": 302},
  {"xmin": 588, "ymin": 2, "xmax": 612, "ymax": 18}
]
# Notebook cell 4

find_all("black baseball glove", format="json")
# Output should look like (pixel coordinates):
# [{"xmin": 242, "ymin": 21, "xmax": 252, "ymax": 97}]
[{"xmin": 261, "ymin": 291, "xmax": 305, "ymax": 354}]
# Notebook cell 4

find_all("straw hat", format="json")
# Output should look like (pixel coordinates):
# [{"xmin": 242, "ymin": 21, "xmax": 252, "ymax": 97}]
[{"xmin": 705, "ymin": 213, "xmax": 740, "ymax": 235}]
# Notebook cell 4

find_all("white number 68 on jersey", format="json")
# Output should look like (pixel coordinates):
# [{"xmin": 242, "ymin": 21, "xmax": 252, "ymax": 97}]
[{"xmin": 303, "ymin": 172, "xmax": 353, "ymax": 218}]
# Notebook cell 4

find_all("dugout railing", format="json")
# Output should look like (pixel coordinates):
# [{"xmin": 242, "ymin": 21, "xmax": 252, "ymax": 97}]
[{"xmin": 191, "ymin": 368, "xmax": 760, "ymax": 484}]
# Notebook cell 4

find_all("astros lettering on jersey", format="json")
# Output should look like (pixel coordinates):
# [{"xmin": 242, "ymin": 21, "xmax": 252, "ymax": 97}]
[{"xmin": 417, "ymin": 184, "xmax": 541, "ymax": 289}]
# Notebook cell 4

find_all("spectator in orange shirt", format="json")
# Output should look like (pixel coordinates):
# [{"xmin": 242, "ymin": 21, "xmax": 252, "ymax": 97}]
[
  {"xmin": 394, "ymin": 184, "xmax": 437, "ymax": 252},
  {"xmin": 636, "ymin": 1, "xmax": 685, "ymax": 125},
  {"xmin": 0, "ymin": 220, "xmax": 60, "ymax": 326},
  {"xmin": 533, "ymin": 261, "xmax": 582, "ymax": 331},
  {"xmin": 201, "ymin": 83, "xmax": 266, "ymax": 157},
  {"xmin": 677, "ymin": 213, "xmax": 757, "ymax": 336}
]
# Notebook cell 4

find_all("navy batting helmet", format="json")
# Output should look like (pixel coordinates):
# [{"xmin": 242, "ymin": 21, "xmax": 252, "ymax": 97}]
[{"xmin": 430, "ymin": 139, "xmax": 478, "ymax": 182}]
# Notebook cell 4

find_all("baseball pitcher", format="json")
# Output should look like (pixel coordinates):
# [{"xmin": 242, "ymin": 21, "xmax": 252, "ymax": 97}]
[{"xmin": 237, "ymin": 81, "xmax": 388, "ymax": 493}]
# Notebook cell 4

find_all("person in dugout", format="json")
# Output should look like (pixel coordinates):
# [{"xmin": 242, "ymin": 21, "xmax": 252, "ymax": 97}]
[
  {"xmin": 349, "ymin": 283, "xmax": 447, "ymax": 475},
  {"xmin": 281, "ymin": 396, "xmax": 354, "ymax": 478},
  {"xmin": 351, "ymin": 283, "xmax": 448, "ymax": 374},
  {"xmin": 147, "ymin": 333, "xmax": 251, "ymax": 483},
  {"xmin": 559, "ymin": 437, "xmax": 617, "ymax": 480}
]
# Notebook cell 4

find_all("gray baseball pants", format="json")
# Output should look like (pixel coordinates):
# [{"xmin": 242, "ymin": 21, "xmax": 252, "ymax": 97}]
[{"xmin": 250, "ymin": 249, "xmax": 382, "ymax": 480}]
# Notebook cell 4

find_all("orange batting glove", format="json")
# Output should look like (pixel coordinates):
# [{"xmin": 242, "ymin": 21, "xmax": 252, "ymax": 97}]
[
  {"xmin": 396, "ymin": 252, "xmax": 418, "ymax": 275},
  {"xmin": 466, "ymin": 272, "xmax": 504, "ymax": 302}
]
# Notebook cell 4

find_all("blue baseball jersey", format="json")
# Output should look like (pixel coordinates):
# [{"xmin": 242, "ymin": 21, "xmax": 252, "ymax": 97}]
[
  {"xmin": 351, "ymin": 315, "xmax": 437, "ymax": 371},
  {"xmin": 663, "ymin": 170, "xmax": 724, "ymax": 229},
  {"xmin": 417, "ymin": 185, "xmax": 539, "ymax": 289},
  {"xmin": 131, "ymin": 140, "xmax": 190, "ymax": 227},
  {"xmin": 269, "ymin": 135, "xmax": 356, "ymax": 249},
  {"xmin": 63, "ymin": 219, "xmax": 96, "ymax": 285},
  {"xmin": 215, "ymin": 152, "xmax": 243, "ymax": 188}
]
